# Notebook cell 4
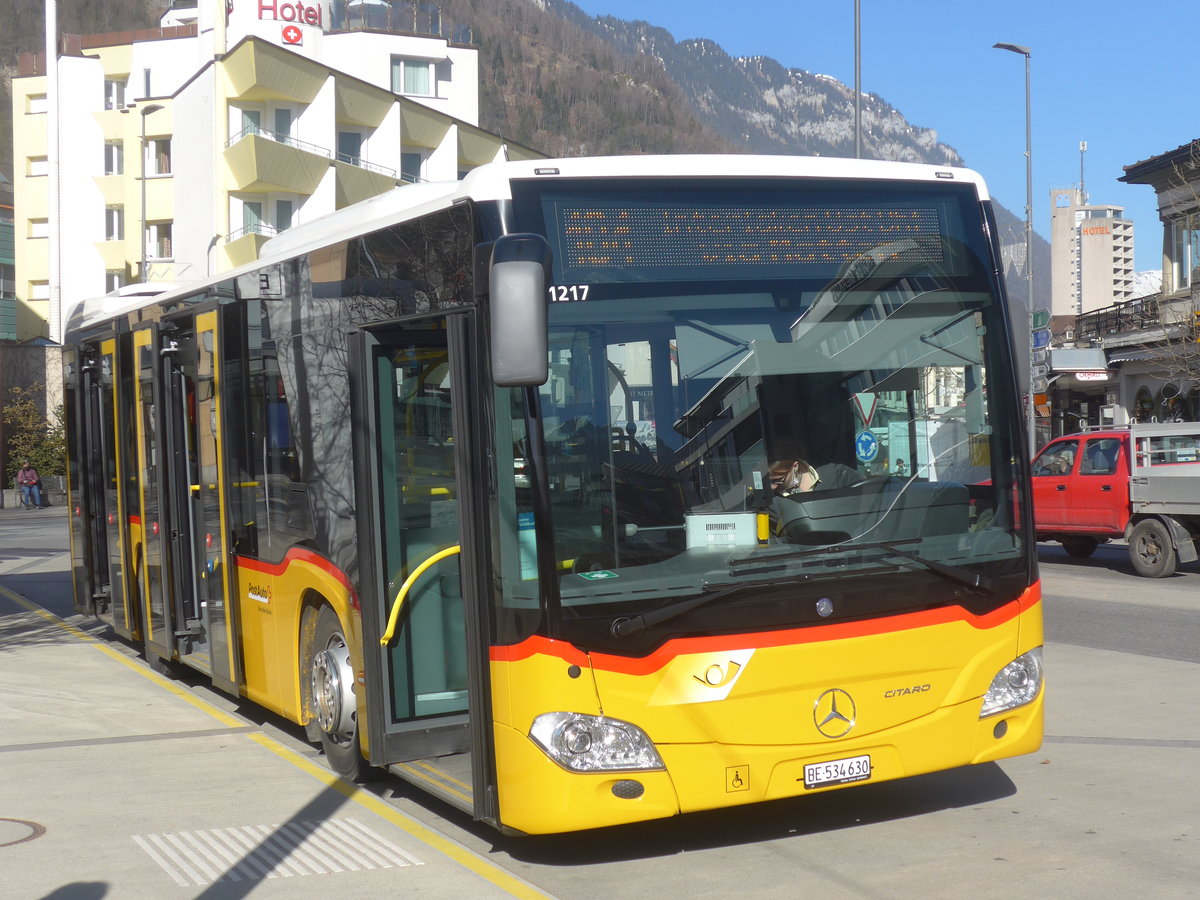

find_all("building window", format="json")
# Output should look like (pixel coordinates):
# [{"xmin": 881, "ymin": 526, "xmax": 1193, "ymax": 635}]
[
  {"xmin": 29, "ymin": 281, "xmax": 50, "ymax": 302},
  {"xmin": 243, "ymin": 201, "xmax": 264, "ymax": 235},
  {"xmin": 274, "ymin": 199, "xmax": 294, "ymax": 233},
  {"xmin": 28, "ymin": 218, "xmax": 49, "ymax": 239},
  {"xmin": 106, "ymin": 270, "xmax": 127, "ymax": 293},
  {"xmin": 106, "ymin": 207, "xmax": 125, "ymax": 242},
  {"xmin": 26, "ymin": 93, "xmax": 47, "ymax": 114},
  {"xmin": 337, "ymin": 131, "xmax": 362, "ymax": 165},
  {"xmin": 401, "ymin": 152, "xmax": 424, "ymax": 184},
  {"xmin": 146, "ymin": 139, "xmax": 172, "ymax": 176},
  {"xmin": 104, "ymin": 79, "xmax": 127, "ymax": 111},
  {"xmin": 147, "ymin": 222, "xmax": 173, "ymax": 259},
  {"xmin": 104, "ymin": 141, "xmax": 124, "ymax": 175},
  {"xmin": 234, "ymin": 107, "xmax": 262, "ymax": 141},
  {"xmin": 274, "ymin": 107, "xmax": 293, "ymax": 142},
  {"xmin": 392, "ymin": 57, "xmax": 435, "ymax": 97},
  {"xmin": 28, "ymin": 156, "xmax": 48, "ymax": 177},
  {"xmin": 1170, "ymin": 215, "xmax": 1200, "ymax": 292}
]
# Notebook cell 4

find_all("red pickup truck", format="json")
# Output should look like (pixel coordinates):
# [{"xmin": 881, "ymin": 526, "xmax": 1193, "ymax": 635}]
[{"xmin": 1031, "ymin": 423, "xmax": 1200, "ymax": 577}]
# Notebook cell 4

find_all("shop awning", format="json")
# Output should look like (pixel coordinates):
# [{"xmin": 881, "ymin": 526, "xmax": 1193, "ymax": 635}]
[
  {"xmin": 1106, "ymin": 347, "xmax": 1165, "ymax": 364},
  {"xmin": 1048, "ymin": 348, "xmax": 1109, "ymax": 372}
]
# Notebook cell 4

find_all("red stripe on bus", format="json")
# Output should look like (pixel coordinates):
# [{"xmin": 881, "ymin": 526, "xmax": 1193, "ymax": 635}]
[
  {"xmin": 490, "ymin": 589, "xmax": 1039, "ymax": 676},
  {"xmin": 236, "ymin": 548, "xmax": 360, "ymax": 610}
]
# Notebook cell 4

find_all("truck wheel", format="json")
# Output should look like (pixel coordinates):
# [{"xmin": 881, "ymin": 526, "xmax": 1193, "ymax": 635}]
[
  {"xmin": 1128, "ymin": 519, "xmax": 1177, "ymax": 578},
  {"xmin": 1061, "ymin": 537, "xmax": 1098, "ymax": 558},
  {"xmin": 309, "ymin": 605, "xmax": 366, "ymax": 781}
]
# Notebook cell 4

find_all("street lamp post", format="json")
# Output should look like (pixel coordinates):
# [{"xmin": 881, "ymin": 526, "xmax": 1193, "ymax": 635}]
[
  {"xmin": 138, "ymin": 103, "xmax": 164, "ymax": 282},
  {"xmin": 993, "ymin": 42, "xmax": 1036, "ymax": 456},
  {"xmin": 854, "ymin": 0, "xmax": 862, "ymax": 159}
]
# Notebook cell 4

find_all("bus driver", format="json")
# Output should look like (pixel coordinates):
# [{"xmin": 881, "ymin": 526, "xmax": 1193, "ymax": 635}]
[{"xmin": 768, "ymin": 457, "xmax": 859, "ymax": 496}]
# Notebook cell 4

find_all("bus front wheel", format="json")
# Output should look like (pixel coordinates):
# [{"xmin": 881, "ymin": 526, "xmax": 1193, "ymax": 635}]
[
  {"xmin": 309, "ymin": 605, "xmax": 366, "ymax": 781},
  {"xmin": 1128, "ymin": 519, "xmax": 1177, "ymax": 578}
]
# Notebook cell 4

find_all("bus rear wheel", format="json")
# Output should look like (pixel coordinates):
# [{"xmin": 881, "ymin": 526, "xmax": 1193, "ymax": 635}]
[
  {"xmin": 309, "ymin": 605, "xmax": 366, "ymax": 781},
  {"xmin": 1128, "ymin": 519, "xmax": 1177, "ymax": 578}
]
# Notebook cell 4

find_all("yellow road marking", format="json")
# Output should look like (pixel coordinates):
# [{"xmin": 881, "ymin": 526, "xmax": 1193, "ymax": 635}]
[
  {"xmin": 0, "ymin": 585, "xmax": 553, "ymax": 900},
  {"xmin": 0, "ymin": 586, "xmax": 244, "ymax": 729}
]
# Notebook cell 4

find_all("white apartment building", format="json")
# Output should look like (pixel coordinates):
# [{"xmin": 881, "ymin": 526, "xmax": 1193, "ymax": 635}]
[
  {"xmin": 1048, "ymin": 187, "xmax": 1135, "ymax": 317},
  {"xmin": 11, "ymin": 0, "xmax": 540, "ymax": 341}
]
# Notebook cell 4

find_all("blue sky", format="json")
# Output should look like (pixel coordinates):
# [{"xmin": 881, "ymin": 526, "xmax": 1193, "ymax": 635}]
[{"xmin": 570, "ymin": 0, "xmax": 1188, "ymax": 273}]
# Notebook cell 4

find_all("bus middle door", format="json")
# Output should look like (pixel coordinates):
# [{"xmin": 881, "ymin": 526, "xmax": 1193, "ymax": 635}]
[{"xmin": 132, "ymin": 322, "xmax": 207, "ymax": 670}]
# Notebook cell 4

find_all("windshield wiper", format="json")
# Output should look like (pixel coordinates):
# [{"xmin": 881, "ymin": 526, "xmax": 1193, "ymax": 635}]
[
  {"xmin": 609, "ymin": 541, "xmax": 992, "ymax": 639},
  {"xmin": 610, "ymin": 583, "xmax": 743, "ymax": 638},
  {"xmin": 870, "ymin": 541, "xmax": 994, "ymax": 593},
  {"xmin": 608, "ymin": 561, "xmax": 904, "ymax": 638},
  {"xmin": 729, "ymin": 538, "xmax": 993, "ymax": 593}
]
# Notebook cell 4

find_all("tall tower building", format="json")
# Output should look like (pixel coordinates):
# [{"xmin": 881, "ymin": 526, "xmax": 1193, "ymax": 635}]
[{"xmin": 1049, "ymin": 187, "xmax": 1135, "ymax": 317}]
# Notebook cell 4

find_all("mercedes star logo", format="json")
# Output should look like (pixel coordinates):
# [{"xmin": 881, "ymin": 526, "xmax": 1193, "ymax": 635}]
[{"xmin": 813, "ymin": 688, "xmax": 857, "ymax": 738}]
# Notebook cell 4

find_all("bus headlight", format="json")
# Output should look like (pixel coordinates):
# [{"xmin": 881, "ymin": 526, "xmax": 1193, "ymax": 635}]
[
  {"xmin": 980, "ymin": 647, "xmax": 1043, "ymax": 718},
  {"xmin": 529, "ymin": 712, "xmax": 665, "ymax": 772}
]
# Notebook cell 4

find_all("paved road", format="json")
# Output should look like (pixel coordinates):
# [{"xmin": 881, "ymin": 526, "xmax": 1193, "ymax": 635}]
[{"xmin": 2, "ymin": 512, "xmax": 1196, "ymax": 899}]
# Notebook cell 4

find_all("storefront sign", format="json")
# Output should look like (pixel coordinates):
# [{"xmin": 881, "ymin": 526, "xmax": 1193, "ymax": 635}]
[{"xmin": 1074, "ymin": 371, "xmax": 1109, "ymax": 382}]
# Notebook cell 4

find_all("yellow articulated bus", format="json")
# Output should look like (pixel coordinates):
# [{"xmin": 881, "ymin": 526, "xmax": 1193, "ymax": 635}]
[{"xmin": 64, "ymin": 155, "xmax": 1043, "ymax": 835}]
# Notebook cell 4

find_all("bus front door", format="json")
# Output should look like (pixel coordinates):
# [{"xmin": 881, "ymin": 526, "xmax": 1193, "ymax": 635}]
[{"xmin": 353, "ymin": 315, "xmax": 496, "ymax": 825}]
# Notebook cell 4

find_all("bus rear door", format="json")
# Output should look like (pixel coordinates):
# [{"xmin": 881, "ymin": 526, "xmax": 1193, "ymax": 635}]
[
  {"xmin": 64, "ymin": 346, "xmax": 103, "ymax": 618},
  {"xmin": 63, "ymin": 338, "xmax": 140, "ymax": 639},
  {"xmin": 352, "ymin": 313, "xmax": 497, "ymax": 825}
]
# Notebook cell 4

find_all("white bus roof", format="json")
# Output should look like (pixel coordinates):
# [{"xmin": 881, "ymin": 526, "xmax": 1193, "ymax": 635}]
[{"xmin": 66, "ymin": 155, "xmax": 991, "ymax": 335}]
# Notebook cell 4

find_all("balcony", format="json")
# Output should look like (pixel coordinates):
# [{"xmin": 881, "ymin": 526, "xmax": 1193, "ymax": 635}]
[
  {"xmin": 1077, "ymin": 295, "xmax": 1161, "ymax": 343},
  {"xmin": 334, "ymin": 156, "xmax": 400, "ymax": 208},
  {"xmin": 225, "ymin": 222, "xmax": 276, "ymax": 268},
  {"xmin": 222, "ymin": 40, "xmax": 328, "ymax": 104},
  {"xmin": 329, "ymin": 1, "xmax": 476, "ymax": 44},
  {"xmin": 225, "ymin": 126, "xmax": 334, "ymax": 194}
]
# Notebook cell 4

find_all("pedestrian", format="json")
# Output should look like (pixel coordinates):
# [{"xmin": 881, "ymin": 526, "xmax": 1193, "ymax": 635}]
[{"xmin": 17, "ymin": 460, "xmax": 42, "ymax": 510}]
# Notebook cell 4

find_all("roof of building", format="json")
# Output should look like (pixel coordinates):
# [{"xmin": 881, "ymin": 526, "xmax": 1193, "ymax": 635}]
[{"xmin": 1120, "ymin": 139, "xmax": 1200, "ymax": 184}]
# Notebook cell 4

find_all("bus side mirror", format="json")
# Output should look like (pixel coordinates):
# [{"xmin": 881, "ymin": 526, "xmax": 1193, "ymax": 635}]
[{"xmin": 490, "ymin": 233, "xmax": 551, "ymax": 387}]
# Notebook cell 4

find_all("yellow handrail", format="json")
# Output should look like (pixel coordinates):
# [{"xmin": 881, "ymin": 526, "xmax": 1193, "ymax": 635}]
[{"xmin": 379, "ymin": 545, "xmax": 462, "ymax": 646}]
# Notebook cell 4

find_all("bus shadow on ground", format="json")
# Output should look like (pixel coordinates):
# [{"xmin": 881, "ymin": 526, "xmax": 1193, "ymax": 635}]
[{"xmin": 494, "ymin": 763, "xmax": 1017, "ymax": 864}]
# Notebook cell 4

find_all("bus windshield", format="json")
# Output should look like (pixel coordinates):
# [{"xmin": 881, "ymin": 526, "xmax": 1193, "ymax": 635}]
[{"xmin": 503, "ymin": 176, "xmax": 1028, "ymax": 650}]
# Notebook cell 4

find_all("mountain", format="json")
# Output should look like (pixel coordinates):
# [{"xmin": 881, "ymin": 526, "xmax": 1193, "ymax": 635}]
[
  {"xmin": 448, "ymin": 0, "xmax": 1046, "ymax": 308},
  {"xmin": 0, "ymin": 0, "xmax": 161, "ymax": 176},
  {"xmin": 1, "ymin": 0, "xmax": 1046, "ymax": 307}
]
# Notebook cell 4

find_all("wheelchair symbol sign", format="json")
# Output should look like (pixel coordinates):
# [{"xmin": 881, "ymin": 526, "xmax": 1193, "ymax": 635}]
[{"xmin": 855, "ymin": 430, "xmax": 880, "ymax": 463}]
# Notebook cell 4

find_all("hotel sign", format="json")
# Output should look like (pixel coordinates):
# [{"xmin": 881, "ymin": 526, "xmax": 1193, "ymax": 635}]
[{"xmin": 257, "ymin": 1, "xmax": 325, "ymax": 26}]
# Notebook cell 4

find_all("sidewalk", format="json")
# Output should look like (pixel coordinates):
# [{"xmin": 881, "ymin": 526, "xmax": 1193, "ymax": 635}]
[{"xmin": 0, "ymin": 516, "xmax": 552, "ymax": 900}]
